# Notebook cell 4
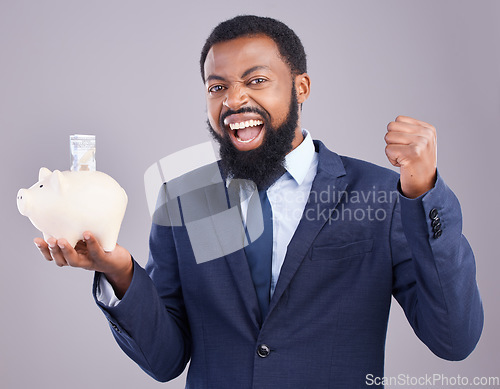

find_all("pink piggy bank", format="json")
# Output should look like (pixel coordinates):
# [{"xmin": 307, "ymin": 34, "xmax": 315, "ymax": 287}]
[{"xmin": 17, "ymin": 167, "xmax": 128, "ymax": 252}]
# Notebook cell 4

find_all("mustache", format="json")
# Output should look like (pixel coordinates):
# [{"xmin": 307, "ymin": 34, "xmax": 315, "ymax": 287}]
[{"xmin": 219, "ymin": 106, "xmax": 271, "ymax": 129}]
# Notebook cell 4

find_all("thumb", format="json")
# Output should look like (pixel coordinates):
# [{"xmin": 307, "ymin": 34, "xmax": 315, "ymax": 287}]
[{"xmin": 82, "ymin": 231, "xmax": 105, "ymax": 258}]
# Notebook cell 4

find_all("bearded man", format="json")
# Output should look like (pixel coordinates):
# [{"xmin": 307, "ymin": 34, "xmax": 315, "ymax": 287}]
[{"xmin": 35, "ymin": 15, "xmax": 483, "ymax": 388}]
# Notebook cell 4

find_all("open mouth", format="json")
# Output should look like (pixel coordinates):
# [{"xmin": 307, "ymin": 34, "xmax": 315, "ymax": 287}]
[{"xmin": 229, "ymin": 119, "xmax": 264, "ymax": 143}]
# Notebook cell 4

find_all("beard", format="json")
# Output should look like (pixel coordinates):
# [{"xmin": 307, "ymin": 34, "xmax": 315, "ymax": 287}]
[{"xmin": 208, "ymin": 86, "xmax": 299, "ymax": 190}]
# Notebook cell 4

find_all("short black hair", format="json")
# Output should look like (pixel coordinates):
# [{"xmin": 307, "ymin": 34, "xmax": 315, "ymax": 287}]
[{"xmin": 200, "ymin": 15, "xmax": 307, "ymax": 81}]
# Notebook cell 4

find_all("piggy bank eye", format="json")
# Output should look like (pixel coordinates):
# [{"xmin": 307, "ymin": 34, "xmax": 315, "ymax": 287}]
[{"xmin": 39, "ymin": 185, "xmax": 43, "ymax": 188}]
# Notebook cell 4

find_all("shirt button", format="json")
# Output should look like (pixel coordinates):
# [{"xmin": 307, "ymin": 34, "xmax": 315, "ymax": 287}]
[{"xmin": 257, "ymin": 344, "xmax": 271, "ymax": 358}]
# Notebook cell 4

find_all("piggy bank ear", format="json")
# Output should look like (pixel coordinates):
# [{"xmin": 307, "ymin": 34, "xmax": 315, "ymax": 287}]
[
  {"xmin": 39, "ymin": 167, "xmax": 52, "ymax": 181},
  {"xmin": 49, "ymin": 170, "xmax": 68, "ymax": 195}
]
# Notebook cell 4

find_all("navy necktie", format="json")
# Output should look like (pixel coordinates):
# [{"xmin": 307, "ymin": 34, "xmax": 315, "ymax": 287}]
[{"xmin": 244, "ymin": 189, "xmax": 273, "ymax": 320}]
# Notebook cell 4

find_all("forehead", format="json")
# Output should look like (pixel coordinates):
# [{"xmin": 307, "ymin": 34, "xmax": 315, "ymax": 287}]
[{"xmin": 203, "ymin": 35, "xmax": 290, "ymax": 81}]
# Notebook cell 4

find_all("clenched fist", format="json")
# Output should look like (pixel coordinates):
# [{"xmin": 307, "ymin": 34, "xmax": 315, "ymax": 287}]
[{"xmin": 385, "ymin": 115, "xmax": 437, "ymax": 199}]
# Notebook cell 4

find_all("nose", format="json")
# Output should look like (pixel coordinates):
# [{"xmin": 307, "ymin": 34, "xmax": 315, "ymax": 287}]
[
  {"xmin": 17, "ymin": 188, "xmax": 27, "ymax": 216},
  {"xmin": 223, "ymin": 84, "xmax": 249, "ymax": 110}
]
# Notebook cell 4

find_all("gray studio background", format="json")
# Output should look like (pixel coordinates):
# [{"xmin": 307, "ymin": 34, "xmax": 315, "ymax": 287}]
[{"xmin": 1, "ymin": 1, "xmax": 499, "ymax": 388}]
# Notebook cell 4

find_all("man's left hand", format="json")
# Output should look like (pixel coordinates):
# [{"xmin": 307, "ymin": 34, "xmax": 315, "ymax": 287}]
[{"xmin": 385, "ymin": 115, "xmax": 437, "ymax": 199}]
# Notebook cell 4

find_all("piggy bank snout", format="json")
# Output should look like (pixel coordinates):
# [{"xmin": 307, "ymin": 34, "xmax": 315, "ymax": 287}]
[{"xmin": 17, "ymin": 189, "xmax": 28, "ymax": 216}]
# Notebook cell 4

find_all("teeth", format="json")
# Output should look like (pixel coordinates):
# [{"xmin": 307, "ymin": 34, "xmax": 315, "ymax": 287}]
[
  {"xmin": 229, "ymin": 119, "xmax": 263, "ymax": 131},
  {"xmin": 236, "ymin": 135, "xmax": 257, "ymax": 143}
]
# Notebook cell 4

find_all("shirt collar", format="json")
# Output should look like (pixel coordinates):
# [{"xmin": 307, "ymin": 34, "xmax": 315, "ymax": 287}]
[{"xmin": 283, "ymin": 129, "xmax": 315, "ymax": 186}]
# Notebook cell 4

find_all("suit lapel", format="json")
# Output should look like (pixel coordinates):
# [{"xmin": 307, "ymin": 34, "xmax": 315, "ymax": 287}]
[
  {"xmin": 202, "ymin": 174, "xmax": 262, "ymax": 328},
  {"xmin": 268, "ymin": 141, "xmax": 347, "ymax": 316},
  {"xmin": 203, "ymin": 142, "xmax": 348, "ymax": 326},
  {"xmin": 225, "ymin": 250, "xmax": 262, "ymax": 327}
]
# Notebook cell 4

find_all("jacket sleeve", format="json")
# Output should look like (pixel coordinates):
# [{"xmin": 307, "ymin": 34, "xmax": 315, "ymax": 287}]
[
  {"xmin": 390, "ymin": 171, "xmax": 483, "ymax": 360},
  {"xmin": 93, "ymin": 222, "xmax": 191, "ymax": 382}
]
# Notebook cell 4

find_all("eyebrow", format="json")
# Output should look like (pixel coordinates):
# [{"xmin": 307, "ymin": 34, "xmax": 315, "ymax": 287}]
[
  {"xmin": 241, "ymin": 65, "xmax": 270, "ymax": 78},
  {"xmin": 205, "ymin": 74, "xmax": 226, "ymax": 83},
  {"xmin": 205, "ymin": 65, "xmax": 271, "ymax": 84}
]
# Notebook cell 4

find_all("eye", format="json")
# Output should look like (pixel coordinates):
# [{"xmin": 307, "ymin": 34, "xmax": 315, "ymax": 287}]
[
  {"xmin": 208, "ymin": 84, "xmax": 225, "ymax": 94},
  {"xmin": 39, "ymin": 185, "xmax": 44, "ymax": 188},
  {"xmin": 249, "ymin": 78, "xmax": 267, "ymax": 85}
]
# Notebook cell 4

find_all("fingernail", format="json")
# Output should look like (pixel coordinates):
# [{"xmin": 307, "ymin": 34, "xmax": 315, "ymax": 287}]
[
  {"xmin": 83, "ymin": 233, "xmax": 90, "ymax": 241},
  {"xmin": 57, "ymin": 242, "xmax": 65, "ymax": 249},
  {"xmin": 48, "ymin": 241, "xmax": 56, "ymax": 248},
  {"xmin": 34, "ymin": 242, "xmax": 41, "ymax": 249}
]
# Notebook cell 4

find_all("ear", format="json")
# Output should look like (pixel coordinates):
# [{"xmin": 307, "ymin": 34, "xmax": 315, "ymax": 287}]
[
  {"xmin": 49, "ymin": 170, "xmax": 68, "ymax": 195},
  {"xmin": 295, "ymin": 73, "xmax": 311, "ymax": 104},
  {"xmin": 39, "ymin": 167, "xmax": 52, "ymax": 181}
]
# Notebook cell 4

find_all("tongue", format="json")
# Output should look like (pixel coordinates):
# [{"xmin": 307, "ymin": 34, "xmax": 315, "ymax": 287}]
[{"xmin": 237, "ymin": 125, "xmax": 262, "ymax": 141}]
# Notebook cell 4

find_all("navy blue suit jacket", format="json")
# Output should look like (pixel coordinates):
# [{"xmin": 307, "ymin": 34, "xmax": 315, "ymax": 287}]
[{"xmin": 94, "ymin": 140, "xmax": 483, "ymax": 388}]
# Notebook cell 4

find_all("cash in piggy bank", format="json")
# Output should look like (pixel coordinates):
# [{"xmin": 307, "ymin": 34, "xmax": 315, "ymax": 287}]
[{"xmin": 17, "ymin": 167, "xmax": 128, "ymax": 252}]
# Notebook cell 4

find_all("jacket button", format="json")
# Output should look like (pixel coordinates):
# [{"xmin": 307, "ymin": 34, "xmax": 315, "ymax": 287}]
[
  {"xmin": 257, "ymin": 344, "xmax": 271, "ymax": 358},
  {"xmin": 432, "ymin": 222, "xmax": 442, "ymax": 232},
  {"xmin": 431, "ymin": 218, "xmax": 441, "ymax": 228},
  {"xmin": 433, "ymin": 230, "xmax": 443, "ymax": 239},
  {"xmin": 429, "ymin": 208, "xmax": 439, "ymax": 220}
]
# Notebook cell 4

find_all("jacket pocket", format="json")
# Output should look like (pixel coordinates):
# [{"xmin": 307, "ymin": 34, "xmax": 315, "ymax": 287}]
[{"xmin": 311, "ymin": 239, "xmax": 373, "ymax": 261}]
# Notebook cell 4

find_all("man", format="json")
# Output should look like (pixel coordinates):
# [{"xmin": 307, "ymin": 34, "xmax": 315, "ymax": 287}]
[{"xmin": 34, "ymin": 15, "xmax": 483, "ymax": 388}]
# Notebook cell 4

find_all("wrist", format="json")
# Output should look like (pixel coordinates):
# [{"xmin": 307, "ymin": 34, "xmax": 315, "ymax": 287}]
[
  {"xmin": 400, "ymin": 169, "xmax": 437, "ymax": 199},
  {"xmin": 104, "ymin": 255, "xmax": 133, "ymax": 299}
]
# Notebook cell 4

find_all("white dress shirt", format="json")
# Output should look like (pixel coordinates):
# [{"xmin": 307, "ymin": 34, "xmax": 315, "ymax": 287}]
[{"xmin": 263, "ymin": 129, "xmax": 318, "ymax": 295}]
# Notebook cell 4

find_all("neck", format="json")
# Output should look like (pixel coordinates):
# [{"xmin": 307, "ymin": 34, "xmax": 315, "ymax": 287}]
[{"xmin": 289, "ymin": 126, "xmax": 304, "ymax": 152}]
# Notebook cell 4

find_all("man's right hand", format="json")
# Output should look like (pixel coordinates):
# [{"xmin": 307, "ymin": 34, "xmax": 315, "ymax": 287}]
[{"xmin": 34, "ymin": 231, "xmax": 133, "ymax": 299}]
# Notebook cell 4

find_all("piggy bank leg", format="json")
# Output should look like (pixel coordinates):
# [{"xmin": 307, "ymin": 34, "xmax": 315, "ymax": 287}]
[
  {"xmin": 100, "ymin": 238, "xmax": 117, "ymax": 252},
  {"xmin": 97, "ymin": 230, "xmax": 119, "ymax": 252}
]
